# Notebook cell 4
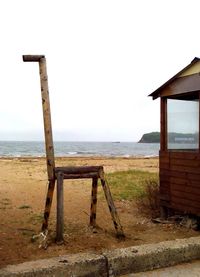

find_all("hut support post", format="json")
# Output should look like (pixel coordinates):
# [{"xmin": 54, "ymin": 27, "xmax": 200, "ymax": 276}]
[
  {"xmin": 160, "ymin": 206, "xmax": 168, "ymax": 219},
  {"xmin": 160, "ymin": 98, "xmax": 167, "ymax": 151}
]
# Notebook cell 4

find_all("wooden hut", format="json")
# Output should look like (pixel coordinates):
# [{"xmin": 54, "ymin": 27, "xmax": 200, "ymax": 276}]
[{"xmin": 149, "ymin": 57, "xmax": 200, "ymax": 218}]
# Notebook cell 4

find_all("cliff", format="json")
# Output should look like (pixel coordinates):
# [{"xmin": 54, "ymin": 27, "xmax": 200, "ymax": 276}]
[
  {"xmin": 138, "ymin": 132, "xmax": 160, "ymax": 143},
  {"xmin": 138, "ymin": 132, "xmax": 198, "ymax": 143}
]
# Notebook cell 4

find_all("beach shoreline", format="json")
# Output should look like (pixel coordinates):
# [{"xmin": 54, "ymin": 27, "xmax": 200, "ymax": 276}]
[{"xmin": 0, "ymin": 156, "xmax": 159, "ymax": 174}]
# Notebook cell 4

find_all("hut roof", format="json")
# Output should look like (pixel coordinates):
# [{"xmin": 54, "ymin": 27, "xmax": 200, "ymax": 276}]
[{"xmin": 149, "ymin": 57, "xmax": 200, "ymax": 99}]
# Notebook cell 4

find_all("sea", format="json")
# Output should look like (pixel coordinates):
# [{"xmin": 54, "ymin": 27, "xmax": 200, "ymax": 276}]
[{"xmin": 0, "ymin": 141, "xmax": 159, "ymax": 158}]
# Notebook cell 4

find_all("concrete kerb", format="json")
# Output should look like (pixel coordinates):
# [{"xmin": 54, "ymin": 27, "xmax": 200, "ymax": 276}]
[
  {"xmin": 105, "ymin": 236, "xmax": 200, "ymax": 276},
  {"xmin": 0, "ymin": 253, "xmax": 108, "ymax": 277},
  {"xmin": 1, "ymin": 236, "xmax": 200, "ymax": 276}
]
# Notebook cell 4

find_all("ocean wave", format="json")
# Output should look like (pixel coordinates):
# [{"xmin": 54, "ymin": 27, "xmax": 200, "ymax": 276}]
[
  {"xmin": 0, "ymin": 141, "xmax": 159, "ymax": 158},
  {"xmin": 67, "ymin": 151, "xmax": 78, "ymax": 155},
  {"xmin": 144, "ymin": 154, "xmax": 159, "ymax": 158}
]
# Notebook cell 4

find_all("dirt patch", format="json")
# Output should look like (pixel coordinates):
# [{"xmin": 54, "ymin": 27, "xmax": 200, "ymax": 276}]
[{"xmin": 0, "ymin": 157, "xmax": 198, "ymax": 268}]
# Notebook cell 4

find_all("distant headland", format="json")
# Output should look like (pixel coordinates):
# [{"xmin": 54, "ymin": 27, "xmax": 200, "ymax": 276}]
[
  {"xmin": 138, "ymin": 132, "xmax": 160, "ymax": 143},
  {"xmin": 138, "ymin": 132, "xmax": 198, "ymax": 143}
]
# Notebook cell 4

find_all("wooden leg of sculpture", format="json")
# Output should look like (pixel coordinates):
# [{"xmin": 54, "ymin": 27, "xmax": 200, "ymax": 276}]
[
  {"xmin": 90, "ymin": 177, "xmax": 98, "ymax": 228},
  {"xmin": 42, "ymin": 179, "xmax": 56, "ymax": 231},
  {"xmin": 56, "ymin": 172, "xmax": 64, "ymax": 244},
  {"xmin": 99, "ymin": 170, "xmax": 125, "ymax": 238}
]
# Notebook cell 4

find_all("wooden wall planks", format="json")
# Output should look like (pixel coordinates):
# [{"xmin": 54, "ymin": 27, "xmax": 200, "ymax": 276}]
[{"xmin": 160, "ymin": 150, "xmax": 200, "ymax": 215}]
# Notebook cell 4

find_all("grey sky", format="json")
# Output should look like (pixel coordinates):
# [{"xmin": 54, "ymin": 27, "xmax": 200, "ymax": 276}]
[{"xmin": 0, "ymin": 0, "xmax": 200, "ymax": 141}]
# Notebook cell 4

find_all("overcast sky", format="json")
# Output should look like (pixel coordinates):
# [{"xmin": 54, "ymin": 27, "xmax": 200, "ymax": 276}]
[{"xmin": 0, "ymin": 0, "xmax": 200, "ymax": 141}]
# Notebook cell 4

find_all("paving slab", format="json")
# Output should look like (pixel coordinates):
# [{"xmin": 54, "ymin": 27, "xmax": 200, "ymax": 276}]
[{"xmin": 122, "ymin": 260, "xmax": 200, "ymax": 276}]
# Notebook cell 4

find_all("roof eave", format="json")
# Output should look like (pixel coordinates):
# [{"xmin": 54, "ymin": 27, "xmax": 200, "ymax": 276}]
[{"xmin": 149, "ymin": 57, "xmax": 200, "ymax": 100}]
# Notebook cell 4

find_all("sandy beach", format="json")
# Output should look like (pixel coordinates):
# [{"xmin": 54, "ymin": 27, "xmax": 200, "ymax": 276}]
[{"xmin": 0, "ymin": 157, "xmax": 198, "ymax": 267}]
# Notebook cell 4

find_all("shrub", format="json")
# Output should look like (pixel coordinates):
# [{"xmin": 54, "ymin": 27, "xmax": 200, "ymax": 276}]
[{"xmin": 136, "ymin": 179, "xmax": 160, "ymax": 218}]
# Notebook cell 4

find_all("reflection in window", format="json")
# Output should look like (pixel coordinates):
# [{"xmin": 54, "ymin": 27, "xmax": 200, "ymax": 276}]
[{"xmin": 167, "ymin": 99, "xmax": 199, "ymax": 150}]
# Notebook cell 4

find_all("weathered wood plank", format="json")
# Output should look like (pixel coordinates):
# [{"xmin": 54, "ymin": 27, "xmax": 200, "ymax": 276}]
[
  {"xmin": 159, "ymin": 157, "xmax": 170, "ymax": 164},
  {"xmin": 160, "ymin": 193, "xmax": 170, "ymax": 200},
  {"xmin": 99, "ymin": 169, "xmax": 125, "ymax": 238},
  {"xmin": 171, "ymin": 189, "xmax": 200, "ymax": 203},
  {"xmin": 23, "ymin": 55, "xmax": 45, "ymax": 62},
  {"xmin": 160, "ymin": 162, "xmax": 170, "ymax": 170},
  {"xmin": 171, "ymin": 202, "xmax": 200, "ymax": 216},
  {"xmin": 55, "ymin": 166, "xmax": 103, "ymax": 175},
  {"xmin": 187, "ymin": 173, "xmax": 200, "ymax": 181},
  {"xmin": 169, "ymin": 151, "xmax": 200, "ymax": 160},
  {"xmin": 56, "ymin": 172, "xmax": 64, "ymax": 244},
  {"xmin": 160, "ymin": 151, "xmax": 200, "ymax": 160},
  {"xmin": 159, "ymin": 151, "xmax": 170, "ymax": 158},
  {"xmin": 39, "ymin": 57, "xmax": 55, "ymax": 181},
  {"xmin": 170, "ymin": 165, "xmax": 200, "ymax": 174},
  {"xmin": 160, "ymin": 190, "xmax": 170, "ymax": 197},
  {"xmin": 171, "ymin": 195, "xmax": 200, "ymax": 209},
  {"xmin": 170, "ymin": 177, "xmax": 188, "ymax": 186},
  {"xmin": 160, "ymin": 169, "xmax": 170, "ymax": 175},
  {"xmin": 171, "ymin": 183, "xmax": 200, "ymax": 195},
  {"xmin": 160, "ymin": 183, "xmax": 170, "ymax": 189},
  {"xmin": 61, "ymin": 173, "xmax": 99, "ymax": 179},
  {"xmin": 159, "ymin": 181, "xmax": 170, "ymax": 188},
  {"xmin": 90, "ymin": 178, "xmax": 98, "ymax": 227},
  {"xmin": 160, "ymin": 174, "xmax": 170, "ymax": 182},
  {"xmin": 161, "ymin": 171, "xmax": 200, "ymax": 182},
  {"xmin": 41, "ymin": 179, "xmax": 55, "ymax": 231},
  {"xmin": 170, "ymin": 177, "xmax": 200, "ymax": 187},
  {"xmin": 188, "ymin": 179, "xmax": 200, "ymax": 187},
  {"xmin": 159, "ymin": 73, "xmax": 200, "ymax": 98},
  {"xmin": 170, "ymin": 158, "xmax": 200, "ymax": 167}
]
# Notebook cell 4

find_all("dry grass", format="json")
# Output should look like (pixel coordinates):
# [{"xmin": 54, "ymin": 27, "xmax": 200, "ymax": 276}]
[{"xmin": 136, "ymin": 179, "xmax": 160, "ymax": 218}]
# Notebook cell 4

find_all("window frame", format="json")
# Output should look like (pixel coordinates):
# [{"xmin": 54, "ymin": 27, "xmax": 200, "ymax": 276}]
[{"xmin": 160, "ymin": 92, "xmax": 200, "ymax": 152}]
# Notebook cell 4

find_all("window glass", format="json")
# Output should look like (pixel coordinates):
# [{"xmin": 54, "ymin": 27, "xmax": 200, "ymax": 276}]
[{"xmin": 167, "ymin": 99, "xmax": 199, "ymax": 149}]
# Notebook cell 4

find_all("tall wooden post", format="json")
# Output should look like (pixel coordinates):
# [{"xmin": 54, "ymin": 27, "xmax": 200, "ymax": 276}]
[{"xmin": 23, "ymin": 55, "xmax": 55, "ymax": 231}]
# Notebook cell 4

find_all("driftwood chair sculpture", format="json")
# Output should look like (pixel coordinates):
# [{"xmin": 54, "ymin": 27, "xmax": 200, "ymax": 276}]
[{"xmin": 23, "ymin": 55, "xmax": 124, "ymax": 243}]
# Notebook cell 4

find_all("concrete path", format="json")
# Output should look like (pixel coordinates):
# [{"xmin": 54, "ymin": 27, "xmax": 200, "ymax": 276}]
[{"xmin": 123, "ymin": 260, "xmax": 200, "ymax": 277}]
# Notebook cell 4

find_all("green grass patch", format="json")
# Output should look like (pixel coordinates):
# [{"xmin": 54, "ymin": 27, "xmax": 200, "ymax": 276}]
[
  {"xmin": 18, "ymin": 205, "xmax": 32, "ymax": 209},
  {"xmin": 29, "ymin": 213, "xmax": 43, "ymax": 225},
  {"xmin": 0, "ymin": 198, "xmax": 11, "ymax": 205},
  {"xmin": 104, "ymin": 170, "xmax": 158, "ymax": 200},
  {"xmin": 18, "ymin": 228, "xmax": 35, "ymax": 236},
  {"xmin": 0, "ymin": 198, "xmax": 12, "ymax": 209}
]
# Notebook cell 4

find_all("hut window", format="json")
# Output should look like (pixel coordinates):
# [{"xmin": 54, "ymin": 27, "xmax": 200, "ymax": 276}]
[{"xmin": 167, "ymin": 98, "xmax": 199, "ymax": 150}]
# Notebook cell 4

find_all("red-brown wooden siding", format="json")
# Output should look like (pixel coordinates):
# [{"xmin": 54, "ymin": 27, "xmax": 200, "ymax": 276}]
[{"xmin": 160, "ymin": 151, "xmax": 200, "ymax": 215}]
